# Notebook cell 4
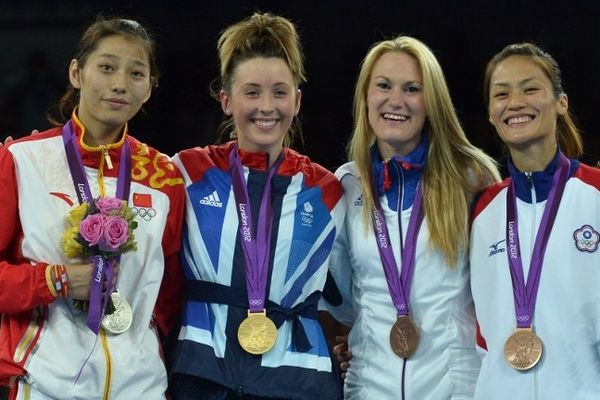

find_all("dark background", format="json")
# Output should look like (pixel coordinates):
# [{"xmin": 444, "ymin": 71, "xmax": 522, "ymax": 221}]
[
  {"xmin": 1, "ymin": 1, "xmax": 599, "ymax": 172},
  {"xmin": 0, "ymin": 1, "xmax": 599, "ymax": 397}
]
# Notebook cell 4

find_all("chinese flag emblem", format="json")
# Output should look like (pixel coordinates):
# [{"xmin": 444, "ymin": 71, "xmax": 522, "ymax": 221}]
[{"xmin": 133, "ymin": 193, "xmax": 152, "ymax": 208}]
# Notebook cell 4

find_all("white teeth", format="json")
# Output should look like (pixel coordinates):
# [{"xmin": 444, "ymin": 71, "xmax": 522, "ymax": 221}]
[
  {"xmin": 254, "ymin": 120, "xmax": 276, "ymax": 128},
  {"xmin": 383, "ymin": 113, "xmax": 408, "ymax": 121},
  {"xmin": 507, "ymin": 115, "xmax": 532, "ymax": 124}
]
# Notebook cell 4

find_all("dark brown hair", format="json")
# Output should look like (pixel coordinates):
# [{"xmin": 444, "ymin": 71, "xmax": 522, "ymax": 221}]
[{"xmin": 48, "ymin": 17, "xmax": 159, "ymax": 126}]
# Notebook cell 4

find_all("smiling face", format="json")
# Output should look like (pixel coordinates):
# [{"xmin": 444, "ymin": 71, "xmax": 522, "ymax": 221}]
[
  {"xmin": 488, "ymin": 55, "xmax": 567, "ymax": 157},
  {"xmin": 366, "ymin": 51, "xmax": 426, "ymax": 159},
  {"xmin": 70, "ymin": 34, "xmax": 152, "ymax": 145},
  {"xmin": 220, "ymin": 57, "xmax": 301, "ymax": 162}
]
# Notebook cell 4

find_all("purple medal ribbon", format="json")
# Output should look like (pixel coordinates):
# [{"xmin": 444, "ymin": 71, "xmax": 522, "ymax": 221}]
[
  {"xmin": 371, "ymin": 176, "xmax": 424, "ymax": 317},
  {"xmin": 505, "ymin": 153, "xmax": 570, "ymax": 328},
  {"xmin": 63, "ymin": 120, "xmax": 131, "ymax": 333},
  {"xmin": 230, "ymin": 145, "xmax": 283, "ymax": 313}
]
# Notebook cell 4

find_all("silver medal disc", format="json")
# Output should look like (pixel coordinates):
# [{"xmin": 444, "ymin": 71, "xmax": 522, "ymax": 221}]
[{"xmin": 101, "ymin": 292, "xmax": 133, "ymax": 334}]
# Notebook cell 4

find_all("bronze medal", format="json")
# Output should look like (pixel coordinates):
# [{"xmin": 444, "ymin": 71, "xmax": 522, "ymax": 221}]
[
  {"xmin": 237, "ymin": 310, "xmax": 278, "ymax": 355},
  {"xmin": 504, "ymin": 327, "xmax": 543, "ymax": 370},
  {"xmin": 101, "ymin": 292, "xmax": 133, "ymax": 335},
  {"xmin": 389, "ymin": 315, "xmax": 420, "ymax": 358}
]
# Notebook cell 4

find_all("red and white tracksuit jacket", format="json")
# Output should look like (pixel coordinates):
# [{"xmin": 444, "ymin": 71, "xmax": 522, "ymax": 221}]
[
  {"xmin": 470, "ymin": 152, "xmax": 600, "ymax": 400},
  {"xmin": 0, "ymin": 115, "xmax": 185, "ymax": 399}
]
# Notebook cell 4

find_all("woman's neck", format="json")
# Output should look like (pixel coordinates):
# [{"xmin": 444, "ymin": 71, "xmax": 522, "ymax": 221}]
[{"xmin": 509, "ymin": 142, "xmax": 557, "ymax": 172}]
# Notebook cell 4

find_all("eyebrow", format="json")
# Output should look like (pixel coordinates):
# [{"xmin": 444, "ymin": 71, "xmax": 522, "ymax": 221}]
[
  {"xmin": 97, "ymin": 53, "xmax": 149, "ymax": 68},
  {"xmin": 372, "ymin": 75, "xmax": 422, "ymax": 85},
  {"xmin": 491, "ymin": 77, "xmax": 536, "ymax": 88},
  {"xmin": 241, "ymin": 82, "xmax": 292, "ymax": 88}
]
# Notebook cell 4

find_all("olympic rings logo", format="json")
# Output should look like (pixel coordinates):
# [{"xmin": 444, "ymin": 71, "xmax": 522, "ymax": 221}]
[
  {"xmin": 131, "ymin": 207, "xmax": 157, "ymax": 222},
  {"xmin": 517, "ymin": 316, "xmax": 530, "ymax": 322},
  {"xmin": 249, "ymin": 299, "xmax": 263, "ymax": 306}
]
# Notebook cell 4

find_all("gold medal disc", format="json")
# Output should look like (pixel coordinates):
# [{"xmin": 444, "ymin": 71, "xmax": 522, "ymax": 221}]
[
  {"xmin": 101, "ymin": 292, "xmax": 133, "ymax": 335},
  {"xmin": 504, "ymin": 328, "xmax": 543, "ymax": 370},
  {"xmin": 237, "ymin": 310, "xmax": 278, "ymax": 355},
  {"xmin": 389, "ymin": 315, "xmax": 420, "ymax": 358}
]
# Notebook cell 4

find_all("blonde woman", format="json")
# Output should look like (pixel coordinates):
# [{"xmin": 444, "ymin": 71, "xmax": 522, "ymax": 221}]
[{"xmin": 327, "ymin": 36, "xmax": 499, "ymax": 399}]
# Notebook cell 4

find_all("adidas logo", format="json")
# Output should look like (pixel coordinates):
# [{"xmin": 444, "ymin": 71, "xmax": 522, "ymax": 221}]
[{"xmin": 199, "ymin": 191, "xmax": 223, "ymax": 208}]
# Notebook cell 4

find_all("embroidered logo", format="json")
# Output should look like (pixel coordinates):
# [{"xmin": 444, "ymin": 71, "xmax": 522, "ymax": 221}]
[
  {"xmin": 573, "ymin": 225, "xmax": 599, "ymax": 252},
  {"xmin": 50, "ymin": 192, "xmax": 74, "ymax": 206},
  {"xmin": 301, "ymin": 201, "xmax": 314, "ymax": 227},
  {"xmin": 354, "ymin": 195, "xmax": 363, "ymax": 207},
  {"xmin": 199, "ymin": 191, "xmax": 223, "ymax": 208},
  {"xmin": 488, "ymin": 239, "xmax": 506, "ymax": 257},
  {"xmin": 131, "ymin": 207, "xmax": 157, "ymax": 222}
]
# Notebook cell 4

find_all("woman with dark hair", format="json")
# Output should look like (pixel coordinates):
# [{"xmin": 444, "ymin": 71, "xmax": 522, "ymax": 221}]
[
  {"xmin": 471, "ymin": 42, "xmax": 600, "ymax": 399},
  {"xmin": 0, "ymin": 17, "xmax": 185, "ymax": 399}
]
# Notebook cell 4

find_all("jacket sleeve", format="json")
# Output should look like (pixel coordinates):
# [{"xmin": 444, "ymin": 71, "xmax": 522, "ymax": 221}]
[
  {"xmin": 0, "ymin": 146, "xmax": 55, "ymax": 314},
  {"xmin": 321, "ymin": 190, "xmax": 355, "ymax": 326},
  {"xmin": 153, "ymin": 179, "xmax": 186, "ymax": 338}
]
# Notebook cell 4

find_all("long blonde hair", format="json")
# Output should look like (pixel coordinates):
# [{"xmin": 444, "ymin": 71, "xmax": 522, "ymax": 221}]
[{"xmin": 349, "ymin": 36, "xmax": 500, "ymax": 266}]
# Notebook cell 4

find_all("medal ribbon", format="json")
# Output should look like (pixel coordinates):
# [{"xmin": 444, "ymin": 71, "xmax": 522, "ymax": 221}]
[
  {"xmin": 230, "ymin": 145, "xmax": 283, "ymax": 314},
  {"xmin": 506, "ymin": 153, "xmax": 569, "ymax": 328},
  {"xmin": 63, "ymin": 121, "xmax": 131, "ymax": 333},
  {"xmin": 371, "ymin": 174, "xmax": 424, "ymax": 316}
]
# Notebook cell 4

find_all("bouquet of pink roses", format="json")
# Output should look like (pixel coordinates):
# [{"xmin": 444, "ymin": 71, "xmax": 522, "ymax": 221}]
[
  {"xmin": 62, "ymin": 197, "xmax": 137, "ymax": 259},
  {"xmin": 61, "ymin": 197, "xmax": 137, "ymax": 314}
]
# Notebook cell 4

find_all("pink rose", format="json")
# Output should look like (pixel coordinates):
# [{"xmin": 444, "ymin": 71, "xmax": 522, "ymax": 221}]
[
  {"xmin": 96, "ymin": 197, "xmax": 124, "ymax": 215},
  {"xmin": 99, "ymin": 216, "xmax": 129, "ymax": 252},
  {"xmin": 79, "ymin": 214, "xmax": 106, "ymax": 246}
]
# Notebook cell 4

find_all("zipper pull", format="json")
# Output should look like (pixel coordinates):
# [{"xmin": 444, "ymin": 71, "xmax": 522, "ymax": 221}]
[
  {"xmin": 103, "ymin": 146, "xmax": 114, "ymax": 170},
  {"xmin": 524, "ymin": 172, "xmax": 533, "ymax": 186}
]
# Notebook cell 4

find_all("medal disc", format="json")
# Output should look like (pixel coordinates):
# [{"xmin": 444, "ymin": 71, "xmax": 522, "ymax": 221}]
[
  {"xmin": 237, "ymin": 311, "xmax": 278, "ymax": 355},
  {"xmin": 504, "ymin": 328, "xmax": 543, "ymax": 370},
  {"xmin": 389, "ymin": 315, "xmax": 420, "ymax": 358},
  {"xmin": 101, "ymin": 292, "xmax": 133, "ymax": 335}
]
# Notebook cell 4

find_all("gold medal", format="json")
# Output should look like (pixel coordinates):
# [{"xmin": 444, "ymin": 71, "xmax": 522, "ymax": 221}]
[
  {"xmin": 101, "ymin": 292, "xmax": 133, "ymax": 335},
  {"xmin": 389, "ymin": 315, "xmax": 420, "ymax": 358},
  {"xmin": 237, "ymin": 310, "xmax": 277, "ymax": 355},
  {"xmin": 504, "ymin": 327, "xmax": 543, "ymax": 370}
]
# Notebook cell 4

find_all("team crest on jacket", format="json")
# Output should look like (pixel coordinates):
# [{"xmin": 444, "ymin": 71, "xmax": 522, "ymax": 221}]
[
  {"xmin": 573, "ymin": 225, "xmax": 600, "ymax": 252},
  {"xmin": 301, "ymin": 201, "xmax": 314, "ymax": 227},
  {"xmin": 354, "ymin": 195, "xmax": 363, "ymax": 206}
]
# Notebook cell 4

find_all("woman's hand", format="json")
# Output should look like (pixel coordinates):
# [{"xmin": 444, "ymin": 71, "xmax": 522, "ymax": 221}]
[
  {"xmin": 64, "ymin": 262, "xmax": 120, "ymax": 300},
  {"xmin": 334, "ymin": 334, "xmax": 352, "ymax": 379},
  {"xmin": 0, "ymin": 130, "xmax": 39, "ymax": 148}
]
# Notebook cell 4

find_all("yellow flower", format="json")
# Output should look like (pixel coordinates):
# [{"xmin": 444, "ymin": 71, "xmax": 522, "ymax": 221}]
[
  {"xmin": 61, "ymin": 226, "xmax": 84, "ymax": 258},
  {"xmin": 67, "ymin": 203, "xmax": 89, "ymax": 226}
]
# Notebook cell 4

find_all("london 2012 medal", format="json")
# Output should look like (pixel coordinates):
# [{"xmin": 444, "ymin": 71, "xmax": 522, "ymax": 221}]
[
  {"xmin": 504, "ymin": 328, "xmax": 543, "ymax": 370},
  {"xmin": 389, "ymin": 315, "xmax": 420, "ymax": 358},
  {"xmin": 101, "ymin": 292, "xmax": 133, "ymax": 335},
  {"xmin": 238, "ymin": 310, "xmax": 278, "ymax": 355}
]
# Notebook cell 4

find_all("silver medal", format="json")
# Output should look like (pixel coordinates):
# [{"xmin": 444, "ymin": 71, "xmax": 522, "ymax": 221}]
[{"xmin": 101, "ymin": 292, "xmax": 133, "ymax": 334}]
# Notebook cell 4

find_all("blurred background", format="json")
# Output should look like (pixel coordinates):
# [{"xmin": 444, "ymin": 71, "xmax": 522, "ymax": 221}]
[
  {"xmin": 1, "ymin": 0, "xmax": 599, "ymax": 172},
  {"xmin": 0, "ymin": 0, "xmax": 599, "ymax": 397}
]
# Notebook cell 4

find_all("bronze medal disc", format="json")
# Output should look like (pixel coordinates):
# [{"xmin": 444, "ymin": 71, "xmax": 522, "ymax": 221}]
[
  {"xmin": 101, "ymin": 292, "xmax": 133, "ymax": 335},
  {"xmin": 389, "ymin": 315, "xmax": 420, "ymax": 358},
  {"xmin": 237, "ymin": 311, "xmax": 278, "ymax": 355},
  {"xmin": 504, "ymin": 328, "xmax": 543, "ymax": 370}
]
